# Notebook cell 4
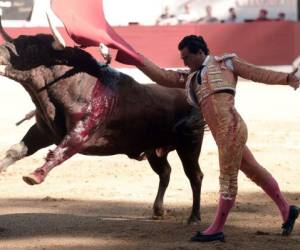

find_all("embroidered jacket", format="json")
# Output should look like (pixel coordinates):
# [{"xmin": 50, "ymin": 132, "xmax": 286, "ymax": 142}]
[{"xmin": 139, "ymin": 54, "xmax": 293, "ymax": 106}]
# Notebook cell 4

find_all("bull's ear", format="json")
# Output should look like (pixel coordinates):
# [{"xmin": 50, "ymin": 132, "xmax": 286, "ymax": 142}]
[
  {"xmin": 46, "ymin": 8, "xmax": 66, "ymax": 50},
  {"xmin": 0, "ymin": 9, "xmax": 13, "ymax": 42}
]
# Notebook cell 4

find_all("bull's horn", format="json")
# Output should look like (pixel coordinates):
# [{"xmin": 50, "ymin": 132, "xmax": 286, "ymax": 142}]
[
  {"xmin": 292, "ymin": 55, "xmax": 300, "ymax": 70},
  {"xmin": 0, "ymin": 9, "xmax": 13, "ymax": 42},
  {"xmin": 99, "ymin": 43, "xmax": 112, "ymax": 64},
  {"xmin": 46, "ymin": 8, "xmax": 66, "ymax": 50}
]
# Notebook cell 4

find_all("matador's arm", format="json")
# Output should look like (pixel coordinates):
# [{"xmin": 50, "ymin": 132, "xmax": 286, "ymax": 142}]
[
  {"xmin": 231, "ymin": 56, "xmax": 299, "ymax": 90},
  {"xmin": 137, "ymin": 55, "xmax": 188, "ymax": 89}
]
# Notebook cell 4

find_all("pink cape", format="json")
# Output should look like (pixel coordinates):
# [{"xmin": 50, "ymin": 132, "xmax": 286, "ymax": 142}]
[{"xmin": 51, "ymin": 0, "xmax": 143, "ymax": 66}]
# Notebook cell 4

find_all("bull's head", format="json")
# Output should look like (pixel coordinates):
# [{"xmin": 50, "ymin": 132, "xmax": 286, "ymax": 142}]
[
  {"xmin": 0, "ymin": 33, "xmax": 68, "ymax": 70},
  {"xmin": 0, "ymin": 8, "xmax": 112, "ymax": 94},
  {"xmin": 0, "ymin": 10, "xmax": 105, "ymax": 79},
  {"xmin": 0, "ymin": 9, "xmax": 69, "ymax": 70}
]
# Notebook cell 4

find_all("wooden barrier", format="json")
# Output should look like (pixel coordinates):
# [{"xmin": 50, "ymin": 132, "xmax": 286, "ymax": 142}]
[{"xmin": 1, "ymin": 21, "xmax": 299, "ymax": 68}]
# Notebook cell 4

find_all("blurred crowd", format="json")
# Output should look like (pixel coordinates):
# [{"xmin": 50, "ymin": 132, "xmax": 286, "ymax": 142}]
[{"xmin": 156, "ymin": 4, "xmax": 288, "ymax": 25}]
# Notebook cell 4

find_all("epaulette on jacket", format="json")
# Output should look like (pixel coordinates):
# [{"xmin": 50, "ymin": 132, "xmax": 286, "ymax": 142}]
[{"xmin": 214, "ymin": 53, "xmax": 237, "ymax": 62}]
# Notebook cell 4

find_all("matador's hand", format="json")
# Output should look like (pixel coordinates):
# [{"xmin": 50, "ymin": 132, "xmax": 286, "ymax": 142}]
[{"xmin": 288, "ymin": 68, "xmax": 300, "ymax": 90}]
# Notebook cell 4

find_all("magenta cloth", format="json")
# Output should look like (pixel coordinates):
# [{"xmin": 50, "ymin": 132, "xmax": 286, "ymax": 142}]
[{"xmin": 51, "ymin": 0, "xmax": 143, "ymax": 66}]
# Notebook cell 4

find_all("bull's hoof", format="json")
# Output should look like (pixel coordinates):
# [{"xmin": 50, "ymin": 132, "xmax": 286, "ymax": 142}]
[
  {"xmin": 0, "ymin": 158, "xmax": 12, "ymax": 173},
  {"xmin": 0, "ymin": 166, "xmax": 7, "ymax": 173},
  {"xmin": 153, "ymin": 207, "xmax": 164, "ymax": 217},
  {"xmin": 152, "ymin": 207, "xmax": 164, "ymax": 220},
  {"xmin": 22, "ymin": 172, "xmax": 45, "ymax": 185},
  {"xmin": 152, "ymin": 214, "xmax": 164, "ymax": 220},
  {"xmin": 187, "ymin": 215, "xmax": 201, "ymax": 225},
  {"xmin": 22, "ymin": 175, "xmax": 40, "ymax": 185}
]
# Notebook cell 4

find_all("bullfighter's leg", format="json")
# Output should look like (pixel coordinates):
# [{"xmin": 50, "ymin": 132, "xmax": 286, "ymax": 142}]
[
  {"xmin": 22, "ymin": 82, "xmax": 117, "ymax": 185},
  {"xmin": 176, "ymin": 140, "xmax": 203, "ymax": 225},
  {"xmin": 0, "ymin": 124, "xmax": 53, "ymax": 172},
  {"xmin": 240, "ymin": 146, "xmax": 299, "ymax": 236},
  {"xmin": 191, "ymin": 94, "xmax": 248, "ymax": 241},
  {"xmin": 146, "ymin": 150, "xmax": 171, "ymax": 219}
]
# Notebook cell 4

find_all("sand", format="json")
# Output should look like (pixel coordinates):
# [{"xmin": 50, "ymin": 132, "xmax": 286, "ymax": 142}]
[{"xmin": 0, "ymin": 72, "xmax": 299, "ymax": 249}]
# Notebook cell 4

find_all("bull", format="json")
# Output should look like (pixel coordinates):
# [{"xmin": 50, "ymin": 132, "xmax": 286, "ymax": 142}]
[{"xmin": 0, "ymin": 18, "xmax": 205, "ymax": 224}]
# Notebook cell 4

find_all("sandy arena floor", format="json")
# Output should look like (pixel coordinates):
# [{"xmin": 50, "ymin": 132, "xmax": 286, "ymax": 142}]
[{"xmin": 0, "ymin": 71, "xmax": 299, "ymax": 249}]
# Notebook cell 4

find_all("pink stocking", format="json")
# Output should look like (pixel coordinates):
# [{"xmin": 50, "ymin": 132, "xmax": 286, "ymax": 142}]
[
  {"xmin": 203, "ymin": 194, "xmax": 236, "ymax": 235},
  {"xmin": 241, "ymin": 146, "xmax": 290, "ymax": 221}
]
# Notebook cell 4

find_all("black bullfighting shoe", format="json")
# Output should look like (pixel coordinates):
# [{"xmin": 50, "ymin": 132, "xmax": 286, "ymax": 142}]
[
  {"xmin": 190, "ymin": 231, "xmax": 225, "ymax": 242},
  {"xmin": 282, "ymin": 205, "xmax": 299, "ymax": 236}
]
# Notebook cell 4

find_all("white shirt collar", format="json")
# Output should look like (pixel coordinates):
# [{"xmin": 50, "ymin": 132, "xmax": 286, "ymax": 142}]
[
  {"xmin": 188, "ymin": 55, "xmax": 210, "ymax": 74},
  {"xmin": 202, "ymin": 55, "xmax": 210, "ymax": 66}
]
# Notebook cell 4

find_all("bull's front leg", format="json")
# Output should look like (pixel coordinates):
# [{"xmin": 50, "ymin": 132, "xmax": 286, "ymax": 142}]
[
  {"xmin": 0, "ymin": 142, "xmax": 28, "ymax": 172},
  {"xmin": 22, "ymin": 82, "xmax": 117, "ymax": 185},
  {"xmin": 22, "ymin": 119, "xmax": 91, "ymax": 185},
  {"xmin": 176, "ymin": 132, "xmax": 204, "ymax": 225},
  {"xmin": 0, "ymin": 123, "xmax": 53, "ymax": 173},
  {"xmin": 145, "ymin": 150, "xmax": 171, "ymax": 219}
]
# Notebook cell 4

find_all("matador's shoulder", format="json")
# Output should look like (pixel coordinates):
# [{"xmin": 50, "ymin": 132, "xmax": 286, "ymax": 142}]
[{"xmin": 214, "ymin": 53, "xmax": 237, "ymax": 62}]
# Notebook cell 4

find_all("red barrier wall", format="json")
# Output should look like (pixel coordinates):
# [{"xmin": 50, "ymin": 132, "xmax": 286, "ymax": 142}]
[{"xmin": 1, "ymin": 21, "xmax": 300, "ymax": 68}]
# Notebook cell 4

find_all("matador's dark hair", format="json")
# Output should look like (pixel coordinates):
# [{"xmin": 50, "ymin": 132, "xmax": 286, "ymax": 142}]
[{"xmin": 178, "ymin": 35, "xmax": 210, "ymax": 55}]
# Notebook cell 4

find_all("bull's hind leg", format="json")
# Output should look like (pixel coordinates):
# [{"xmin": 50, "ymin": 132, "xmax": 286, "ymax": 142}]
[
  {"xmin": 0, "ymin": 124, "xmax": 53, "ymax": 172},
  {"xmin": 21, "ymin": 123, "xmax": 54, "ymax": 156},
  {"xmin": 146, "ymin": 150, "xmax": 171, "ymax": 219},
  {"xmin": 176, "ymin": 135, "xmax": 204, "ymax": 225}
]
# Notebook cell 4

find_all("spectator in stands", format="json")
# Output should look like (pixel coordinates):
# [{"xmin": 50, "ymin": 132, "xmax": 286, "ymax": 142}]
[
  {"xmin": 256, "ymin": 9, "xmax": 270, "ymax": 21},
  {"xmin": 197, "ymin": 5, "xmax": 219, "ymax": 23},
  {"xmin": 276, "ymin": 12, "xmax": 286, "ymax": 21},
  {"xmin": 177, "ymin": 3, "xmax": 198, "ymax": 24},
  {"xmin": 156, "ymin": 5, "xmax": 178, "ymax": 25},
  {"xmin": 226, "ymin": 7, "xmax": 237, "ymax": 23}
]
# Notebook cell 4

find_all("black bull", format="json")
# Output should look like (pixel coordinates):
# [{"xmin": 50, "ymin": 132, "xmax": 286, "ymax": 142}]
[{"xmin": 0, "ymin": 33, "xmax": 206, "ymax": 224}]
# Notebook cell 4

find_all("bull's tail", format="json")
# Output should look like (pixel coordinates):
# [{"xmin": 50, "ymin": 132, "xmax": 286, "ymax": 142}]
[{"xmin": 173, "ymin": 108, "xmax": 207, "ymax": 143}]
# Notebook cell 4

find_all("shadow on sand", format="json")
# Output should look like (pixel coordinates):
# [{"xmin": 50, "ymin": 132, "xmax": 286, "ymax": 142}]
[{"xmin": 0, "ymin": 192, "xmax": 299, "ymax": 250}]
